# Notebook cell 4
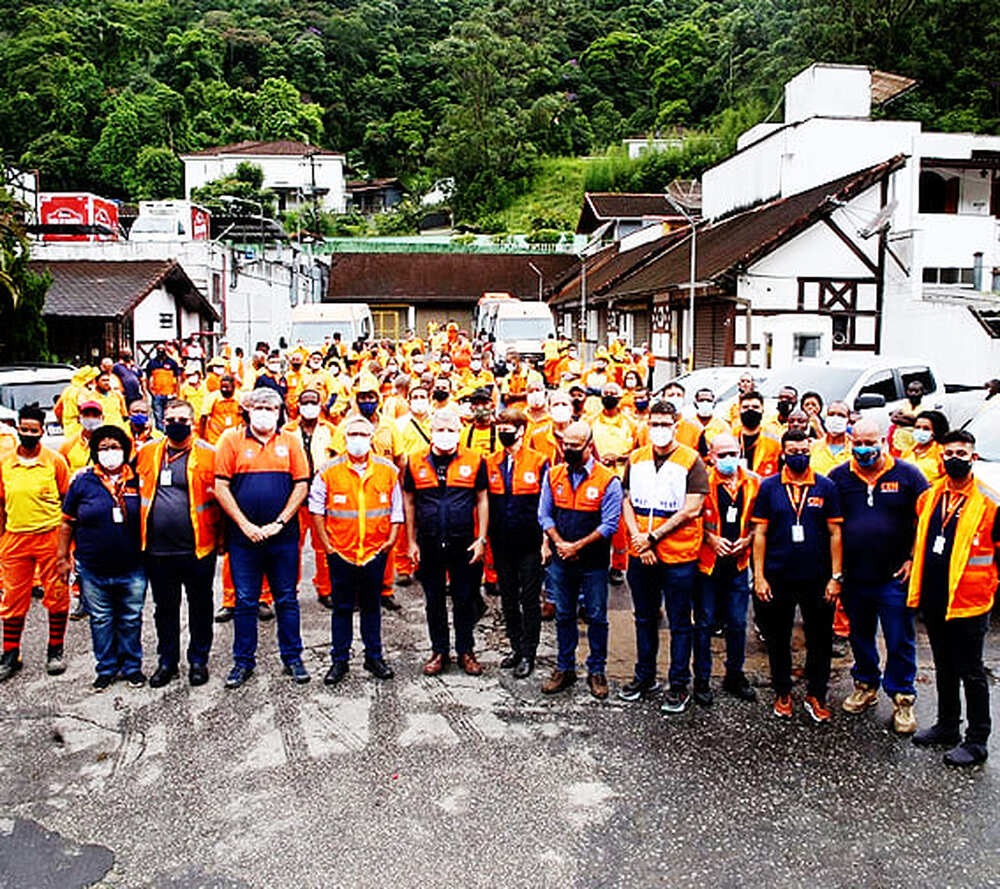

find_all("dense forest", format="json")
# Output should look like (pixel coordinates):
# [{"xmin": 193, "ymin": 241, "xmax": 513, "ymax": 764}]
[{"xmin": 1, "ymin": 0, "xmax": 998, "ymax": 227}]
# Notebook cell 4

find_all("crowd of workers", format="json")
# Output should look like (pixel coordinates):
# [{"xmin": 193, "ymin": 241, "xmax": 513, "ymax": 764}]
[{"xmin": 0, "ymin": 323, "xmax": 995, "ymax": 768}]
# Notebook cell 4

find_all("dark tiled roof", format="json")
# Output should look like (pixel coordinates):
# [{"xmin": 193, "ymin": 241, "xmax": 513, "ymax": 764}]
[
  {"xmin": 30, "ymin": 259, "xmax": 218, "ymax": 321},
  {"xmin": 346, "ymin": 178, "xmax": 405, "ymax": 191},
  {"xmin": 181, "ymin": 140, "xmax": 343, "ymax": 158},
  {"xmin": 586, "ymin": 193, "xmax": 675, "ymax": 220},
  {"xmin": 605, "ymin": 155, "xmax": 907, "ymax": 300},
  {"xmin": 327, "ymin": 252, "xmax": 576, "ymax": 303}
]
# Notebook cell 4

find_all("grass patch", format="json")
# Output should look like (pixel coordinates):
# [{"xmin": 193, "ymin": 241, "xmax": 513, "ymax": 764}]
[{"xmin": 501, "ymin": 156, "xmax": 592, "ymax": 233}]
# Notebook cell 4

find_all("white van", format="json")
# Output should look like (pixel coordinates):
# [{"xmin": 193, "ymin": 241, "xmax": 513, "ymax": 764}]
[
  {"xmin": 289, "ymin": 303, "xmax": 373, "ymax": 349},
  {"xmin": 490, "ymin": 300, "xmax": 556, "ymax": 370}
]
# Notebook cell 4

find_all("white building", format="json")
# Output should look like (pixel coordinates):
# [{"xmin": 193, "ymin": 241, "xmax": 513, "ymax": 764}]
[
  {"xmin": 179, "ymin": 140, "xmax": 348, "ymax": 214},
  {"xmin": 702, "ymin": 63, "xmax": 1000, "ymax": 383}
]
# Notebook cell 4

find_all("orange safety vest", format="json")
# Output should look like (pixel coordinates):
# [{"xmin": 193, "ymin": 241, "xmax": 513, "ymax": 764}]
[
  {"xmin": 734, "ymin": 425, "xmax": 782, "ymax": 477},
  {"xmin": 484, "ymin": 447, "xmax": 547, "ymax": 495},
  {"xmin": 317, "ymin": 454, "xmax": 399, "ymax": 565},
  {"xmin": 908, "ymin": 479, "xmax": 1000, "ymax": 619},
  {"xmin": 676, "ymin": 416, "xmax": 730, "ymax": 452},
  {"xmin": 136, "ymin": 438, "xmax": 221, "ymax": 559},
  {"xmin": 407, "ymin": 447, "xmax": 482, "ymax": 491},
  {"xmin": 698, "ymin": 466, "xmax": 761, "ymax": 574},
  {"xmin": 626, "ymin": 444, "xmax": 704, "ymax": 563},
  {"xmin": 203, "ymin": 394, "xmax": 242, "ymax": 444},
  {"xmin": 548, "ymin": 461, "xmax": 615, "ymax": 513}
]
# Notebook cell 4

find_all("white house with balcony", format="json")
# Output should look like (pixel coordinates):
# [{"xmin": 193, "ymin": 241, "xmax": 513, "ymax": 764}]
[
  {"xmin": 701, "ymin": 63, "xmax": 1000, "ymax": 383},
  {"xmin": 179, "ymin": 140, "xmax": 348, "ymax": 214}
]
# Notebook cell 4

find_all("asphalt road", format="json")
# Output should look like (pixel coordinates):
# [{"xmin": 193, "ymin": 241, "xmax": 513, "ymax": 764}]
[{"xmin": 2, "ymin": 556, "xmax": 1000, "ymax": 889}]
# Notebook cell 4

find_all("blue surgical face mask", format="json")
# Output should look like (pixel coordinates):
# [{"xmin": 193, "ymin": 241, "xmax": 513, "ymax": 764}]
[
  {"xmin": 130, "ymin": 413, "xmax": 149, "ymax": 427},
  {"xmin": 912, "ymin": 428, "xmax": 933, "ymax": 446},
  {"xmin": 853, "ymin": 445, "xmax": 880, "ymax": 467},
  {"xmin": 358, "ymin": 400, "xmax": 378, "ymax": 419},
  {"xmin": 716, "ymin": 455, "xmax": 739, "ymax": 476}
]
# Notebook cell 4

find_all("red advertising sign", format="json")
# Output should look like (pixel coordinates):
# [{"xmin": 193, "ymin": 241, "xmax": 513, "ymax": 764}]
[
  {"xmin": 39, "ymin": 193, "xmax": 120, "ymax": 242},
  {"xmin": 190, "ymin": 205, "xmax": 211, "ymax": 241}
]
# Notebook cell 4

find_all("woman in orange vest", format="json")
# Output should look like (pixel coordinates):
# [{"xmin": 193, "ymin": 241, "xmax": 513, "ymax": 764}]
[
  {"xmin": 135, "ymin": 400, "xmax": 222, "ymax": 687},
  {"xmin": 900, "ymin": 410, "xmax": 948, "ymax": 483},
  {"xmin": 907, "ymin": 429, "xmax": 998, "ymax": 766},
  {"xmin": 309, "ymin": 415, "xmax": 402, "ymax": 686}
]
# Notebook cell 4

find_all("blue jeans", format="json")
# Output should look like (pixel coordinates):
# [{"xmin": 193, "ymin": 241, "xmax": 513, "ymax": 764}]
[
  {"xmin": 841, "ymin": 578, "xmax": 917, "ymax": 696},
  {"xmin": 230, "ymin": 538, "xmax": 303, "ymax": 669},
  {"xmin": 77, "ymin": 564, "xmax": 146, "ymax": 678},
  {"xmin": 328, "ymin": 551, "xmax": 386, "ymax": 662},
  {"xmin": 151, "ymin": 394, "xmax": 169, "ymax": 431},
  {"xmin": 627, "ymin": 558, "xmax": 703, "ymax": 687},
  {"xmin": 699, "ymin": 567, "xmax": 751, "ymax": 676},
  {"xmin": 547, "ymin": 557, "xmax": 608, "ymax": 674}
]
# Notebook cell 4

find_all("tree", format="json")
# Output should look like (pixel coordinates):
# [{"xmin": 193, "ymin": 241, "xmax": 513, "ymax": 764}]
[
  {"xmin": 190, "ymin": 162, "xmax": 275, "ymax": 216},
  {"xmin": 250, "ymin": 77, "xmax": 324, "ymax": 144},
  {"xmin": 127, "ymin": 146, "xmax": 183, "ymax": 200},
  {"xmin": 0, "ymin": 189, "xmax": 49, "ymax": 362}
]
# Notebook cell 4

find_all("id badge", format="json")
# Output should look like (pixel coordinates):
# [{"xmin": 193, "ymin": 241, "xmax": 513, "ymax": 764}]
[
  {"xmin": 791, "ymin": 524, "xmax": 805, "ymax": 543},
  {"xmin": 160, "ymin": 468, "xmax": 172, "ymax": 486},
  {"xmin": 726, "ymin": 506, "xmax": 738, "ymax": 524},
  {"xmin": 112, "ymin": 507, "xmax": 124, "ymax": 524},
  {"xmin": 225, "ymin": 416, "xmax": 233, "ymax": 426},
  {"xmin": 932, "ymin": 534, "xmax": 946, "ymax": 555}
]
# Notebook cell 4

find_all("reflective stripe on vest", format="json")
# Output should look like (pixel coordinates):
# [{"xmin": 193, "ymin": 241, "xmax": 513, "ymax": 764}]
[{"xmin": 627, "ymin": 444, "xmax": 703, "ymax": 563}]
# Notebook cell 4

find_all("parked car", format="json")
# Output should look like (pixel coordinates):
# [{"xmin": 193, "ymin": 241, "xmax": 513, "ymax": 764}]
[
  {"xmin": 0, "ymin": 364, "xmax": 77, "ymax": 448},
  {"xmin": 288, "ymin": 303, "xmax": 373, "ymax": 350},
  {"xmin": 661, "ymin": 366, "xmax": 769, "ymax": 410},
  {"xmin": 965, "ymin": 407, "xmax": 1000, "ymax": 492}
]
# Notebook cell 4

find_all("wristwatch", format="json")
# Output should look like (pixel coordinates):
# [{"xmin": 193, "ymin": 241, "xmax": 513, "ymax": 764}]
[
  {"xmin": 647, "ymin": 533, "xmax": 658, "ymax": 547},
  {"xmin": 831, "ymin": 572, "xmax": 844, "ymax": 583},
  {"xmin": 275, "ymin": 516, "xmax": 286, "ymax": 527},
  {"xmin": 477, "ymin": 536, "xmax": 488, "ymax": 546}
]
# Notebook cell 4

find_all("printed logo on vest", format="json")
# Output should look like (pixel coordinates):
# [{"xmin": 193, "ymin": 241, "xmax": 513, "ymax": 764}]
[
  {"xmin": 380, "ymin": 493, "xmax": 388, "ymax": 504},
  {"xmin": 586, "ymin": 486, "xmax": 599, "ymax": 499},
  {"xmin": 333, "ymin": 494, "xmax": 347, "ymax": 504},
  {"xmin": 880, "ymin": 481, "xmax": 899, "ymax": 493},
  {"xmin": 459, "ymin": 465, "xmax": 472, "ymax": 477},
  {"xmin": 807, "ymin": 496, "xmax": 824, "ymax": 508},
  {"xmin": 275, "ymin": 445, "xmax": 288, "ymax": 458},
  {"xmin": 523, "ymin": 471, "xmax": 536, "ymax": 484}
]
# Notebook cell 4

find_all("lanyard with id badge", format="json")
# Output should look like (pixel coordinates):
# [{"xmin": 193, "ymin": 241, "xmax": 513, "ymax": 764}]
[
  {"xmin": 159, "ymin": 447, "xmax": 187, "ymax": 487},
  {"xmin": 933, "ymin": 491, "xmax": 965, "ymax": 555},
  {"xmin": 96, "ymin": 467, "xmax": 129, "ymax": 524},
  {"xmin": 785, "ymin": 482, "xmax": 809, "ymax": 543}
]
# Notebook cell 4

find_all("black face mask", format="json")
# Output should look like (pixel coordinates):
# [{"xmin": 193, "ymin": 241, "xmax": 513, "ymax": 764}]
[
  {"xmin": 432, "ymin": 389, "xmax": 449, "ymax": 403},
  {"xmin": 740, "ymin": 409, "xmax": 763, "ymax": 429},
  {"xmin": 571, "ymin": 397, "xmax": 586, "ymax": 412},
  {"xmin": 18, "ymin": 432, "xmax": 41, "ymax": 451},
  {"xmin": 784, "ymin": 453, "xmax": 810, "ymax": 474},
  {"xmin": 777, "ymin": 401, "xmax": 793, "ymax": 419},
  {"xmin": 498, "ymin": 430, "xmax": 518, "ymax": 448},
  {"xmin": 156, "ymin": 350, "xmax": 166, "ymax": 359},
  {"xmin": 165, "ymin": 421, "xmax": 191, "ymax": 443},
  {"xmin": 564, "ymin": 447, "xmax": 585, "ymax": 467},
  {"xmin": 943, "ymin": 456, "xmax": 972, "ymax": 480},
  {"xmin": 908, "ymin": 395, "xmax": 921, "ymax": 407},
  {"xmin": 601, "ymin": 395, "xmax": 620, "ymax": 411}
]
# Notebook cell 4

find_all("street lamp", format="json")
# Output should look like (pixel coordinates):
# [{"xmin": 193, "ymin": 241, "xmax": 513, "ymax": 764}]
[{"xmin": 664, "ymin": 189, "xmax": 699, "ymax": 372}]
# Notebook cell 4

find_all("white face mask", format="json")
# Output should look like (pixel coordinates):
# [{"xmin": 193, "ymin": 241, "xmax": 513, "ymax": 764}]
[
  {"xmin": 826, "ymin": 415, "xmax": 848, "ymax": 435},
  {"xmin": 250, "ymin": 409, "xmax": 278, "ymax": 434},
  {"xmin": 97, "ymin": 448, "xmax": 124, "ymax": 471},
  {"xmin": 299, "ymin": 403, "xmax": 321, "ymax": 420},
  {"xmin": 329, "ymin": 366, "xmax": 340, "ymax": 377},
  {"xmin": 346, "ymin": 434, "xmax": 371, "ymax": 457},
  {"xmin": 913, "ymin": 427, "xmax": 933, "ymax": 445},
  {"xmin": 527, "ymin": 390, "xmax": 546, "ymax": 408},
  {"xmin": 267, "ymin": 363, "xmax": 281, "ymax": 374},
  {"xmin": 695, "ymin": 400, "xmax": 714, "ymax": 419},
  {"xmin": 432, "ymin": 430, "xmax": 460, "ymax": 452},
  {"xmin": 649, "ymin": 426, "xmax": 675, "ymax": 448},
  {"xmin": 410, "ymin": 397, "xmax": 428, "ymax": 416},
  {"xmin": 309, "ymin": 360, "xmax": 321, "ymax": 370},
  {"xmin": 551, "ymin": 404, "xmax": 572, "ymax": 424},
  {"xmin": 81, "ymin": 417, "xmax": 102, "ymax": 431},
  {"xmin": 470, "ymin": 360, "xmax": 482, "ymax": 372},
  {"xmin": 590, "ymin": 373, "xmax": 606, "ymax": 387},
  {"xmin": 440, "ymin": 363, "xmax": 452, "ymax": 373}
]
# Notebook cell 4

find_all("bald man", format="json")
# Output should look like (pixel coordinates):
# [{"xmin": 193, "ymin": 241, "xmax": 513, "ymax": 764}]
[
  {"xmin": 828, "ymin": 418, "xmax": 928, "ymax": 733},
  {"xmin": 537, "ymin": 421, "xmax": 623, "ymax": 699}
]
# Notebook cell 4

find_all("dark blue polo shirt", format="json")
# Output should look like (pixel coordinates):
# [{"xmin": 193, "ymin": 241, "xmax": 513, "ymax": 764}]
[
  {"xmin": 752, "ymin": 469, "xmax": 842, "ymax": 584},
  {"xmin": 828, "ymin": 456, "xmax": 928, "ymax": 585},
  {"xmin": 62, "ymin": 467, "xmax": 142, "ymax": 575}
]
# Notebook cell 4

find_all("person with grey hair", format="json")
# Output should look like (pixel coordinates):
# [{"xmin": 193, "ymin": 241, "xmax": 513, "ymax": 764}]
[
  {"xmin": 828, "ymin": 417, "xmax": 928, "ymax": 734},
  {"xmin": 213, "ymin": 384, "xmax": 312, "ymax": 689}
]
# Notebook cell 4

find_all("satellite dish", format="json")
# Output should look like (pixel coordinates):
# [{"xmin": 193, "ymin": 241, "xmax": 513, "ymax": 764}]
[{"xmin": 858, "ymin": 199, "xmax": 898, "ymax": 239}]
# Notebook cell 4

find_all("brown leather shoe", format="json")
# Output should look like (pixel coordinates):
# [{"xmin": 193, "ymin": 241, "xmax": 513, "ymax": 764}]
[
  {"xmin": 587, "ymin": 673, "xmax": 609, "ymax": 700},
  {"xmin": 541, "ymin": 668, "xmax": 577, "ymax": 694},
  {"xmin": 458, "ymin": 652, "xmax": 483, "ymax": 676},
  {"xmin": 423, "ymin": 653, "xmax": 449, "ymax": 676},
  {"xmin": 540, "ymin": 600, "xmax": 556, "ymax": 621}
]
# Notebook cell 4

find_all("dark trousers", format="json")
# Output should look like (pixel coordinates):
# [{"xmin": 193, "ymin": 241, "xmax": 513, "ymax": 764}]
[
  {"xmin": 758, "ymin": 579, "xmax": 833, "ymax": 699},
  {"xmin": 416, "ymin": 537, "xmax": 482, "ymax": 656},
  {"xmin": 923, "ymin": 610, "xmax": 991, "ymax": 746},
  {"xmin": 699, "ymin": 567, "xmax": 751, "ymax": 677},
  {"xmin": 626, "ymin": 557, "xmax": 703, "ymax": 687},
  {"xmin": 230, "ymin": 538, "xmax": 303, "ymax": 669},
  {"xmin": 492, "ymin": 543, "xmax": 542, "ymax": 658},
  {"xmin": 328, "ymin": 550, "xmax": 387, "ymax": 662},
  {"xmin": 146, "ymin": 552, "xmax": 216, "ymax": 670}
]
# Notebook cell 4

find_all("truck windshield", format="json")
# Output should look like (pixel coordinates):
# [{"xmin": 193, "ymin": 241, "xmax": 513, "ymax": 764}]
[
  {"xmin": 0, "ymin": 381, "xmax": 69, "ymax": 410},
  {"xmin": 291, "ymin": 321, "xmax": 355, "ymax": 343},
  {"xmin": 496, "ymin": 317, "xmax": 555, "ymax": 341}
]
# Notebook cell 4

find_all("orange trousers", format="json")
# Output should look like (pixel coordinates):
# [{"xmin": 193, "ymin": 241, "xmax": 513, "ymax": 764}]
[
  {"xmin": 221, "ymin": 552, "xmax": 273, "ymax": 608},
  {"xmin": 0, "ymin": 528, "xmax": 68, "ymax": 618},
  {"xmin": 299, "ymin": 509, "xmax": 331, "ymax": 598}
]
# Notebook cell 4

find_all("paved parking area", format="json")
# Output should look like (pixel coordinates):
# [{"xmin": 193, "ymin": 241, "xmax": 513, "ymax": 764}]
[{"xmin": 1, "ymin": 559, "xmax": 999, "ymax": 888}]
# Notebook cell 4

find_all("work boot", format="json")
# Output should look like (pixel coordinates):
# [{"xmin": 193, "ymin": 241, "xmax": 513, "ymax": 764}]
[
  {"xmin": 258, "ymin": 603, "xmax": 274, "ymax": 621},
  {"xmin": 693, "ymin": 679, "xmax": 713, "ymax": 707},
  {"xmin": 913, "ymin": 723, "xmax": 960, "ymax": 748},
  {"xmin": 46, "ymin": 646, "xmax": 66, "ymax": 676},
  {"xmin": 541, "ymin": 669, "xmax": 576, "ymax": 694},
  {"xmin": 842, "ymin": 681, "xmax": 879, "ymax": 714},
  {"xmin": 214, "ymin": 606, "xmax": 234, "ymax": 623},
  {"xmin": 944, "ymin": 743, "xmax": 988, "ymax": 767},
  {"xmin": 381, "ymin": 595, "xmax": 402, "ymax": 612},
  {"xmin": 722, "ymin": 672, "xmax": 756, "ymax": 702},
  {"xmin": 69, "ymin": 599, "xmax": 88, "ymax": 621},
  {"xmin": 892, "ymin": 694, "xmax": 917, "ymax": 734},
  {"xmin": 540, "ymin": 600, "xmax": 555, "ymax": 622},
  {"xmin": 0, "ymin": 649, "xmax": 22, "ymax": 683}
]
